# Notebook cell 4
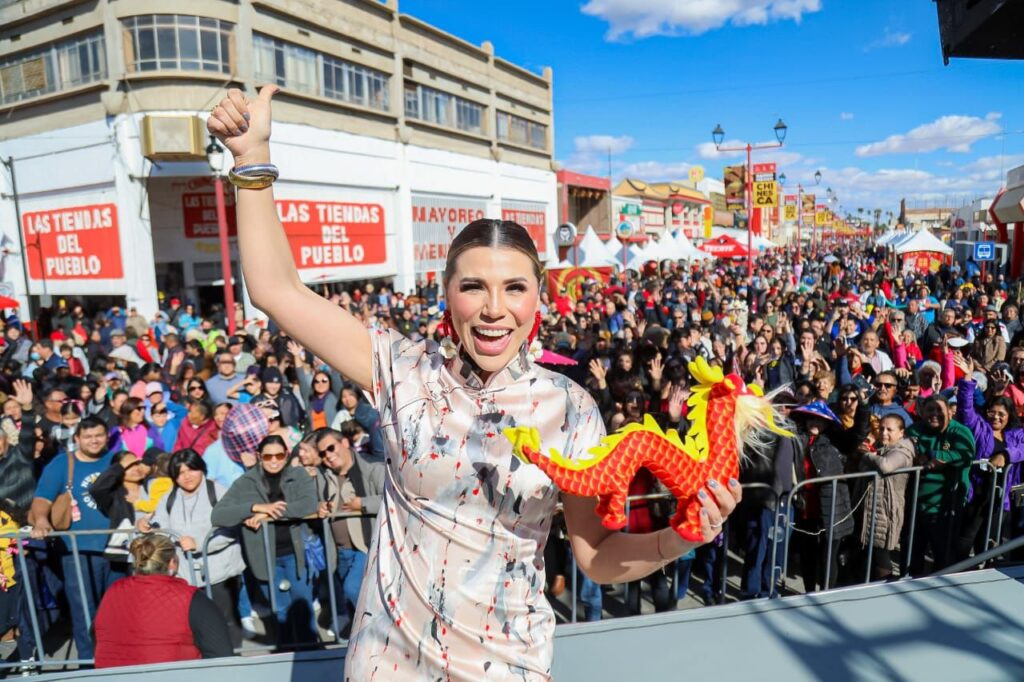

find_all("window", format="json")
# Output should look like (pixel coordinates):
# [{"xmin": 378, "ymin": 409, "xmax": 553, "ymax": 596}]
[
  {"xmin": 405, "ymin": 83, "xmax": 482, "ymax": 135},
  {"xmin": 254, "ymin": 34, "xmax": 389, "ymax": 111},
  {"xmin": 0, "ymin": 32, "xmax": 105, "ymax": 105},
  {"xmin": 123, "ymin": 15, "xmax": 233, "ymax": 73},
  {"xmin": 497, "ymin": 111, "xmax": 547, "ymax": 150}
]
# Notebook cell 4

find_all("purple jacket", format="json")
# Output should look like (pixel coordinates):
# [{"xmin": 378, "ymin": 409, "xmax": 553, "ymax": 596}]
[{"xmin": 956, "ymin": 379, "xmax": 1023, "ymax": 510}]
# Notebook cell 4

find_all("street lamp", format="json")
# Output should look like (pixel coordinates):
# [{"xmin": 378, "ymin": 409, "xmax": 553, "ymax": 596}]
[
  {"xmin": 205, "ymin": 135, "xmax": 237, "ymax": 335},
  {"xmin": 710, "ymin": 118, "xmax": 787, "ymax": 278}
]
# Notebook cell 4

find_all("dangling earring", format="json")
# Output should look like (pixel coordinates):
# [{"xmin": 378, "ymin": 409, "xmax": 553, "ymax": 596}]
[
  {"xmin": 527, "ymin": 310, "xmax": 543, "ymax": 361},
  {"xmin": 438, "ymin": 310, "xmax": 459, "ymax": 359}
]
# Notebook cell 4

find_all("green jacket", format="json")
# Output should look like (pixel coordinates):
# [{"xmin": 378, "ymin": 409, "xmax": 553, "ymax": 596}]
[
  {"xmin": 211, "ymin": 465, "xmax": 318, "ymax": 582},
  {"xmin": 907, "ymin": 419, "xmax": 976, "ymax": 515}
]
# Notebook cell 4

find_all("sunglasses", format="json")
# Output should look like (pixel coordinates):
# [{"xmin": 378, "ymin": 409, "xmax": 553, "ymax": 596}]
[
  {"xmin": 261, "ymin": 451, "xmax": 287, "ymax": 462},
  {"xmin": 152, "ymin": 408, "xmax": 168, "ymax": 415},
  {"xmin": 132, "ymin": 406, "xmax": 145, "ymax": 412},
  {"xmin": 314, "ymin": 377, "xmax": 330, "ymax": 384},
  {"xmin": 188, "ymin": 385, "xmax": 204, "ymax": 391},
  {"xmin": 875, "ymin": 383, "xmax": 897, "ymax": 389},
  {"xmin": 318, "ymin": 443, "xmax": 336, "ymax": 457}
]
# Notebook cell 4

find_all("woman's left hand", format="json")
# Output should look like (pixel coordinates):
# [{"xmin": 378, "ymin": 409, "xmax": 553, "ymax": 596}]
[
  {"xmin": 179, "ymin": 535, "xmax": 197, "ymax": 552},
  {"xmin": 698, "ymin": 478, "xmax": 742, "ymax": 542}
]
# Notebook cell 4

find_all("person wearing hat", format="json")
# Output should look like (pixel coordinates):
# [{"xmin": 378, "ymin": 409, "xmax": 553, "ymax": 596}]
[
  {"xmin": 921, "ymin": 306, "xmax": 959, "ymax": 357},
  {"xmin": 790, "ymin": 401, "xmax": 854, "ymax": 592},
  {"xmin": 108, "ymin": 327, "xmax": 144, "ymax": 369},
  {"xmin": 227, "ymin": 335, "xmax": 256, "ymax": 374},
  {"xmin": 254, "ymin": 367, "xmax": 304, "ymax": 429},
  {"xmin": 0, "ymin": 322, "xmax": 31, "ymax": 367}
]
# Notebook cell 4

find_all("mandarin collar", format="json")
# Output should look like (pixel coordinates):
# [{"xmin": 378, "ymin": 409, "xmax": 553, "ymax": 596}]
[{"xmin": 447, "ymin": 342, "xmax": 532, "ymax": 391}]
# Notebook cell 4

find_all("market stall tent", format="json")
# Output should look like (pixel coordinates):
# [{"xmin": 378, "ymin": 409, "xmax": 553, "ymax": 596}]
[
  {"xmin": 892, "ymin": 229, "xmax": 953, "ymax": 256},
  {"xmin": 564, "ymin": 226, "xmax": 619, "ymax": 267},
  {"xmin": 700, "ymin": 234, "xmax": 749, "ymax": 259}
]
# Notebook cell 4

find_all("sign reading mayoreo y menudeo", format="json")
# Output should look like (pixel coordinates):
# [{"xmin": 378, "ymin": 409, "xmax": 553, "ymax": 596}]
[
  {"xmin": 21, "ymin": 203, "xmax": 124, "ymax": 280},
  {"xmin": 276, "ymin": 200, "xmax": 387, "ymax": 270}
]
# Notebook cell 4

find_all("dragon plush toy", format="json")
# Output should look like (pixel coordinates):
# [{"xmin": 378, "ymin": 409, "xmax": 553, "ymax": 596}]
[{"xmin": 505, "ymin": 357, "xmax": 791, "ymax": 541}]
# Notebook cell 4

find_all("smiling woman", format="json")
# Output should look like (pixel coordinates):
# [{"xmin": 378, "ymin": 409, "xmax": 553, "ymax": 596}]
[{"xmin": 208, "ymin": 86, "xmax": 741, "ymax": 680}]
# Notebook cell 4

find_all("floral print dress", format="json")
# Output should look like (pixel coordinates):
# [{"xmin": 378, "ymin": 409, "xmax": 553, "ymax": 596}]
[{"xmin": 345, "ymin": 329, "xmax": 605, "ymax": 681}]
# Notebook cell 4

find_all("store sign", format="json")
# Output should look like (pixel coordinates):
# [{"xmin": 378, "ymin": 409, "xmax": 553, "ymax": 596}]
[
  {"xmin": 182, "ymin": 191, "xmax": 238, "ymax": 238},
  {"xmin": 752, "ymin": 163, "xmax": 777, "ymax": 183},
  {"xmin": 501, "ymin": 200, "xmax": 547, "ymax": 257},
  {"xmin": 688, "ymin": 166, "xmax": 705, "ymax": 184},
  {"xmin": 276, "ymin": 200, "xmax": 387, "ymax": 270},
  {"xmin": 783, "ymin": 205, "xmax": 798, "ymax": 221},
  {"xmin": 616, "ymin": 221, "xmax": 635, "ymax": 239},
  {"xmin": 753, "ymin": 181, "xmax": 778, "ymax": 208},
  {"xmin": 22, "ymin": 203, "xmax": 123, "ymax": 280},
  {"xmin": 619, "ymin": 203, "xmax": 642, "ymax": 217},
  {"xmin": 411, "ymin": 195, "xmax": 487, "ymax": 272}
]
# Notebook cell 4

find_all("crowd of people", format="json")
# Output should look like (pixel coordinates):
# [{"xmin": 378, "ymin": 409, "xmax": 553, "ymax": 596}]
[{"xmin": 0, "ymin": 234, "xmax": 1018, "ymax": 668}]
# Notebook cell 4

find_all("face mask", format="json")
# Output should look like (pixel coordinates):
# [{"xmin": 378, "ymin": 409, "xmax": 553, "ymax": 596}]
[{"xmin": 30, "ymin": 352, "xmax": 40, "ymax": 361}]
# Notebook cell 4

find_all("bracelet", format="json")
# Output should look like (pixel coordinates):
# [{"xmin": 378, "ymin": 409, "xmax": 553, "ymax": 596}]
[
  {"xmin": 232, "ymin": 163, "xmax": 279, "ymax": 179},
  {"xmin": 228, "ymin": 171, "xmax": 275, "ymax": 190},
  {"xmin": 228, "ymin": 163, "xmax": 279, "ymax": 189}
]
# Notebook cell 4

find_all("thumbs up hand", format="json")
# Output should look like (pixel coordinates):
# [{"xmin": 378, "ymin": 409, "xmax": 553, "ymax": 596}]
[{"xmin": 207, "ymin": 84, "xmax": 280, "ymax": 166}]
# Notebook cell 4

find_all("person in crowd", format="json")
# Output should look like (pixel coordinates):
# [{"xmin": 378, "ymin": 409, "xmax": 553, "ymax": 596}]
[
  {"xmin": 173, "ymin": 398, "xmax": 219, "ymax": 455},
  {"xmin": 93, "ymin": 533, "xmax": 232, "ymax": 667},
  {"xmin": 211, "ymin": 435, "xmax": 320, "ymax": 647},
  {"xmin": 109, "ymin": 397, "xmax": 164, "ymax": 457},
  {"xmin": 858, "ymin": 414, "xmax": 915, "ymax": 580},
  {"xmin": 255, "ymin": 367, "xmax": 304, "ymax": 429},
  {"xmin": 140, "ymin": 449, "xmax": 246, "ymax": 646},
  {"xmin": 29, "ymin": 416, "xmax": 120, "ymax": 660},
  {"xmin": 790, "ymin": 401, "xmax": 854, "ymax": 592},
  {"xmin": 206, "ymin": 352, "xmax": 241, "ymax": 406},
  {"xmin": 869, "ymin": 371, "xmax": 914, "ymax": 427},
  {"xmin": 907, "ymin": 396, "xmax": 976, "ymax": 575}
]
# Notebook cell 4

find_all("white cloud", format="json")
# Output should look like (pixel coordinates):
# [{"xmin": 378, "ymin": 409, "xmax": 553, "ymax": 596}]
[
  {"xmin": 619, "ymin": 160, "xmax": 692, "ymax": 180},
  {"xmin": 855, "ymin": 113, "xmax": 1002, "ymax": 157},
  {"xmin": 581, "ymin": 0, "xmax": 822, "ymax": 40},
  {"xmin": 840, "ymin": 112, "xmax": 854, "ymax": 121},
  {"xmin": 864, "ymin": 29, "xmax": 911, "ymax": 51},
  {"xmin": 573, "ymin": 134, "xmax": 634, "ymax": 155}
]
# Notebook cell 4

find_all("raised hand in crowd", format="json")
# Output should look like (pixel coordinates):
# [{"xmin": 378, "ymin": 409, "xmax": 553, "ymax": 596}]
[
  {"xmin": 588, "ymin": 358, "xmax": 608, "ymax": 389},
  {"xmin": 12, "ymin": 379, "xmax": 33, "ymax": 410}
]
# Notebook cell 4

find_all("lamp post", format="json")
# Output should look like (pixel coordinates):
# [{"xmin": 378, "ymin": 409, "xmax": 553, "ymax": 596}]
[
  {"xmin": 711, "ymin": 119, "xmax": 787, "ymax": 278},
  {"xmin": 206, "ymin": 135, "xmax": 236, "ymax": 335}
]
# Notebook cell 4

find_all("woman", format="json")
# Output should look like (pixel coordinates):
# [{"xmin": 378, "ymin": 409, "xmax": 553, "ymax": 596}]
[
  {"xmin": 858, "ymin": 414, "xmax": 915, "ymax": 580},
  {"xmin": 181, "ymin": 376, "xmax": 209, "ymax": 405},
  {"xmin": 173, "ymin": 398, "xmax": 219, "ymax": 455},
  {"xmin": 110, "ymin": 397, "xmax": 164, "ymax": 457},
  {"xmin": 295, "ymin": 358, "xmax": 339, "ymax": 432},
  {"xmin": 827, "ymin": 383, "xmax": 872, "ymax": 459},
  {"xmin": 254, "ymin": 367, "xmax": 304, "ymax": 428},
  {"xmin": 210, "ymin": 89, "xmax": 739, "ymax": 679},
  {"xmin": 93, "ymin": 533, "xmax": 232, "ymax": 667},
  {"xmin": 142, "ymin": 449, "xmax": 246, "ymax": 646},
  {"xmin": 211, "ymin": 435, "xmax": 319, "ymax": 647}
]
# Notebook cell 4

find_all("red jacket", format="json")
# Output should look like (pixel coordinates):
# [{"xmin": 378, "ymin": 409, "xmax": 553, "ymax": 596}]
[
  {"xmin": 173, "ymin": 418, "xmax": 219, "ymax": 455},
  {"xmin": 94, "ymin": 574, "xmax": 199, "ymax": 668}
]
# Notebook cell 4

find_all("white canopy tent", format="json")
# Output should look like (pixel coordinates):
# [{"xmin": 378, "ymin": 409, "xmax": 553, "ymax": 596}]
[
  {"xmin": 563, "ymin": 226, "xmax": 619, "ymax": 267},
  {"xmin": 892, "ymin": 229, "xmax": 953, "ymax": 256},
  {"xmin": 603, "ymin": 233, "xmax": 628, "ymax": 267}
]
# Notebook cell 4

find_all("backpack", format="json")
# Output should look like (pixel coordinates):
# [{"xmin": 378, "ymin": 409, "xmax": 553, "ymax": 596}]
[{"xmin": 165, "ymin": 479, "xmax": 218, "ymax": 514}]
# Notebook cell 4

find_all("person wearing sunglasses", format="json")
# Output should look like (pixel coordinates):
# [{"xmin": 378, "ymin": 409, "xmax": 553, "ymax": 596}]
[
  {"xmin": 109, "ymin": 397, "xmax": 165, "ymax": 458},
  {"xmin": 868, "ymin": 371, "xmax": 913, "ymax": 429},
  {"xmin": 212, "ymin": 435, "xmax": 319, "ymax": 648},
  {"xmin": 291, "ymin": 342, "xmax": 340, "ymax": 433},
  {"xmin": 253, "ymin": 367, "xmax": 304, "ymax": 429}
]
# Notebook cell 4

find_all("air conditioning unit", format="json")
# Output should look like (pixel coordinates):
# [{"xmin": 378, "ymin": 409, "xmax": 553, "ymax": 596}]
[{"xmin": 141, "ymin": 114, "xmax": 206, "ymax": 161}]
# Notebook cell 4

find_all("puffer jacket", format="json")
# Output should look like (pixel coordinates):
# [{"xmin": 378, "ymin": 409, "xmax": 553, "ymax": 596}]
[
  {"xmin": 858, "ymin": 437, "xmax": 915, "ymax": 550},
  {"xmin": 796, "ymin": 433, "xmax": 855, "ymax": 540}
]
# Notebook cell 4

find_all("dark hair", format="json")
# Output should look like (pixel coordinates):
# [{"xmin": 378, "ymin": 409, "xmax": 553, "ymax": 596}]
[
  {"xmin": 76, "ymin": 415, "xmax": 109, "ymax": 437},
  {"xmin": 441, "ymin": 219, "xmax": 542, "ymax": 287},
  {"xmin": 313, "ymin": 426, "xmax": 344, "ymax": 446},
  {"xmin": 119, "ymin": 397, "xmax": 146, "ymax": 427},
  {"xmin": 257, "ymin": 434, "xmax": 288, "ymax": 454},
  {"xmin": 185, "ymin": 397, "xmax": 212, "ymax": 419},
  {"xmin": 986, "ymin": 396, "xmax": 1021, "ymax": 430},
  {"xmin": 169, "ymin": 448, "xmax": 207, "ymax": 481}
]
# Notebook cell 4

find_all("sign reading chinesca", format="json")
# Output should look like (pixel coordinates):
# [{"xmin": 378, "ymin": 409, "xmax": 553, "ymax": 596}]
[
  {"xmin": 276, "ymin": 200, "xmax": 387, "ymax": 270},
  {"xmin": 22, "ymin": 203, "xmax": 123, "ymax": 280}
]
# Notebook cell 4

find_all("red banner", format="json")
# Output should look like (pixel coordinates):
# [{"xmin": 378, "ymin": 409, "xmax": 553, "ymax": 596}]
[
  {"xmin": 22, "ymin": 203, "xmax": 123, "ymax": 280},
  {"xmin": 276, "ymin": 200, "xmax": 387, "ymax": 270},
  {"xmin": 547, "ymin": 266, "xmax": 613, "ymax": 300},
  {"xmin": 182, "ymin": 191, "xmax": 237, "ymax": 238},
  {"xmin": 501, "ymin": 205, "xmax": 547, "ymax": 257}
]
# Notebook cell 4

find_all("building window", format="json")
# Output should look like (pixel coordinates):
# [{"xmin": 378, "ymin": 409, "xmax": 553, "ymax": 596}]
[
  {"xmin": 123, "ymin": 15, "xmax": 233, "ymax": 73},
  {"xmin": 497, "ymin": 111, "xmax": 547, "ymax": 150},
  {"xmin": 405, "ymin": 83, "xmax": 483, "ymax": 135},
  {"xmin": 0, "ymin": 32, "xmax": 106, "ymax": 105},
  {"xmin": 253, "ymin": 34, "xmax": 389, "ymax": 111}
]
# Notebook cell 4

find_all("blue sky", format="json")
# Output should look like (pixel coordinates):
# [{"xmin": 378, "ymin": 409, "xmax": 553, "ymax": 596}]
[{"xmin": 400, "ymin": 0, "xmax": 1024, "ymax": 215}]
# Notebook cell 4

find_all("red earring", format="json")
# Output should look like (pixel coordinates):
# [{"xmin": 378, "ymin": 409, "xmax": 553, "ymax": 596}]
[
  {"xmin": 439, "ymin": 310, "xmax": 460, "ymax": 344},
  {"xmin": 527, "ymin": 311, "xmax": 542, "ymax": 344}
]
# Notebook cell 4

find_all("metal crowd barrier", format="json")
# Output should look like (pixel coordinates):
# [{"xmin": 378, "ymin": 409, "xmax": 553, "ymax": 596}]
[{"xmin": 560, "ymin": 461, "xmax": 1019, "ymax": 622}]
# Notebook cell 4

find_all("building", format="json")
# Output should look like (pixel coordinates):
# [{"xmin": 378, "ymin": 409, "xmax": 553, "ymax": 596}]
[
  {"xmin": 556, "ymin": 169, "xmax": 611, "ymax": 236},
  {"xmin": 612, "ymin": 178, "xmax": 709, "ymax": 239},
  {"xmin": 0, "ymin": 0, "xmax": 556, "ymax": 320}
]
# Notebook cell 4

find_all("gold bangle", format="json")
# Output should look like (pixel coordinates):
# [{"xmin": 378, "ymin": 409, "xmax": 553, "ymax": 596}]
[{"xmin": 227, "ymin": 172, "xmax": 275, "ymax": 190}]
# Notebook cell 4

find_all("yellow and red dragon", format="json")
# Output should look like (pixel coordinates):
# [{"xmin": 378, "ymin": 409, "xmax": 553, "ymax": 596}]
[{"xmin": 505, "ymin": 357, "xmax": 791, "ymax": 541}]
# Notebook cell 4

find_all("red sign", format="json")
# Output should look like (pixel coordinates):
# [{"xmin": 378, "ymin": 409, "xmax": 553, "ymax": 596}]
[
  {"xmin": 501, "ymin": 205, "xmax": 547, "ymax": 257},
  {"xmin": 275, "ymin": 200, "xmax": 387, "ymax": 270},
  {"xmin": 547, "ymin": 266, "xmax": 613, "ymax": 301},
  {"xmin": 22, "ymin": 203, "xmax": 123, "ymax": 280},
  {"xmin": 699, "ymin": 234, "xmax": 749, "ymax": 259},
  {"xmin": 183, "ymin": 192, "xmax": 237, "ymax": 238},
  {"xmin": 752, "ymin": 163, "xmax": 777, "ymax": 175}
]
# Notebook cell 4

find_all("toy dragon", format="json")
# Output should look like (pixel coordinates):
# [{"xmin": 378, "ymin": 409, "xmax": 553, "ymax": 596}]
[{"xmin": 505, "ymin": 357, "xmax": 791, "ymax": 541}]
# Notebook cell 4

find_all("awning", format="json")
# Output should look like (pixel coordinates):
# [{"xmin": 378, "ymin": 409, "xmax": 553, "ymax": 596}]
[{"xmin": 994, "ymin": 185, "xmax": 1024, "ymax": 224}]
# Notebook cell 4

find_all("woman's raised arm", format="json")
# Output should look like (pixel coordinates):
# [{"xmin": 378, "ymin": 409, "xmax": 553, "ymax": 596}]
[{"xmin": 207, "ymin": 86, "xmax": 372, "ymax": 391}]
